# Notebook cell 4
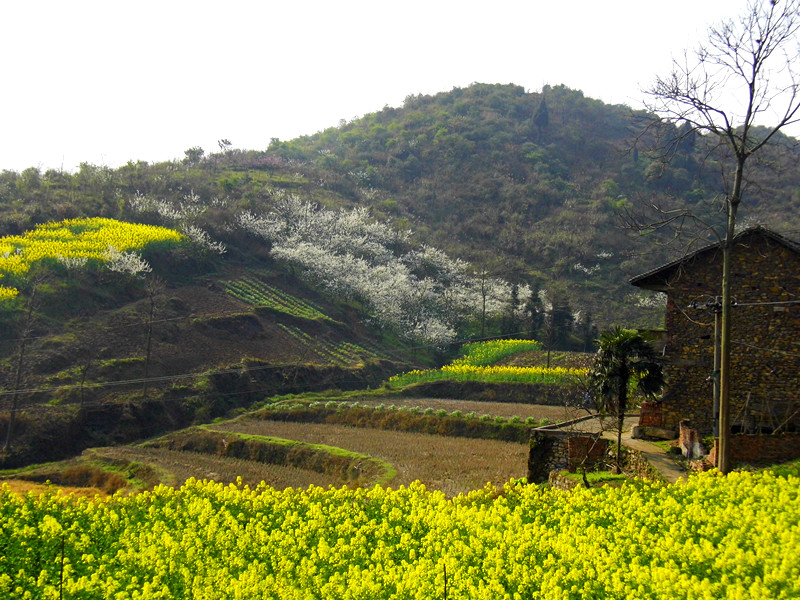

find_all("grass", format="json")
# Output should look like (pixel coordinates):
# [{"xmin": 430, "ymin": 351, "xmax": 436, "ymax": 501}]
[
  {"xmin": 760, "ymin": 458, "xmax": 800, "ymax": 478},
  {"xmin": 560, "ymin": 470, "xmax": 629, "ymax": 485}
]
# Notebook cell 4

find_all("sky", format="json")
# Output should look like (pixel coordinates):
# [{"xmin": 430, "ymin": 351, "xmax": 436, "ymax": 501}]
[{"xmin": 2, "ymin": 0, "xmax": 790, "ymax": 174}]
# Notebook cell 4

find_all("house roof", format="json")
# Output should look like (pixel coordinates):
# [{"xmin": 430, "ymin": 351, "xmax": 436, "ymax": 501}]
[{"xmin": 629, "ymin": 226, "xmax": 800, "ymax": 291}]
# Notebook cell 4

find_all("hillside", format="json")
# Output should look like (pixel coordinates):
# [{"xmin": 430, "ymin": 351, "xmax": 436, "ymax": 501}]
[
  {"xmin": 2, "ymin": 82, "xmax": 799, "ymax": 467},
  {"xmin": 269, "ymin": 83, "xmax": 800, "ymax": 325},
  {"xmin": 2, "ymin": 84, "xmax": 798, "ymax": 330},
  {"xmin": 0, "ymin": 237, "xmax": 425, "ymax": 467}
]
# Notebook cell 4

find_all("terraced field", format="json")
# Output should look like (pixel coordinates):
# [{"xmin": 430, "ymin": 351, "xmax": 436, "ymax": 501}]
[
  {"xmin": 221, "ymin": 274, "xmax": 333, "ymax": 321},
  {"xmin": 277, "ymin": 323, "xmax": 384, "ymax": 365},
  {"xmin": 4, "ymin": 397, "xmax": 568, "ymax": 496},
  {"xmin": 208, "ymin": 418, "xmax": 529, "ymax": 496},
  {"xmin": 88, "ymin": 446, "xmax": 344, "ymax": 491}
]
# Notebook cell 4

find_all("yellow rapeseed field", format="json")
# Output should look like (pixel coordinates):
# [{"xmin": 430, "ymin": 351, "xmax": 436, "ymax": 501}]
[{"xmin": 0, "ymin": 217, "xmax": 183, "ymax": 298}]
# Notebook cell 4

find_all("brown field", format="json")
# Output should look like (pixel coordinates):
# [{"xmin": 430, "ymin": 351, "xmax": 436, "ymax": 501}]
[
  {"xmin": 209, "ymin": 419, "xmax": 529, "ymax": 496},
  {"xmin": 87, "ymin": 446, "xmax": 344, "ymax": 491},
  {"xmin": 2, "ymin": 402, "xmax": 579, "ymax": 497}
]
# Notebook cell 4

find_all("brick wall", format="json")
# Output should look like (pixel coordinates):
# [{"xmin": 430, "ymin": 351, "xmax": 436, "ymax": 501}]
[
  {"xmin": 709, "ymin": 434, "xmax": 800, "ymax": 465},
  {"xmin": 638, "ymin": 401, "xmax": 663, "ymax": 427},
  {"xmin": 567, "ymin": 436, "xmax": 609, "ymax": 471}
]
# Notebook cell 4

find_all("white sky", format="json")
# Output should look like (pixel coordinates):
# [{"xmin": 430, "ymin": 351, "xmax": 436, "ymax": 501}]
[{"xmin": 2, "ymin": 0, "xmax": 788, "ymax": 174}]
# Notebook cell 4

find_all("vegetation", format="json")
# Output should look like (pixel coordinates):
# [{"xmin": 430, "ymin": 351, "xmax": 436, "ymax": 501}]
[
  {"xmin": 3, "ymin": 471, "xmax": 799, "ymax": 598},
  {"xmin": 249, "ymin": 400, "xmax": 546, "ymax": 443},
  {"xmin": 0, "ymin": 217, "xmax": 183, "ymax": 298},
  {"xmin": 221, "ymin": 273, "xmax": 334, "ymax": 321},
  {"xmin": 453, "ymin": 338, "xmax": 543, "ymax": 366},
  {"xmin": 276, "ymin": 324, "xmax": 383, "ymax": 366},
  {"xmin": 589, "ymin": 327, "xmax": 665, "ymax": 470},
  {"xmin": 390, "ymin": 364, "xmax": 586, "ymax": 387},
  {"xmin": 389, "ymin": 339, "xmax": 585, "ymax": 387},
  {"xmin": 145, "ymin": 427, "xmax": 396, "ymax": 487},
  {"xmin": 2, "ymin": 84, "xmax": 797, "ymax": 333}
]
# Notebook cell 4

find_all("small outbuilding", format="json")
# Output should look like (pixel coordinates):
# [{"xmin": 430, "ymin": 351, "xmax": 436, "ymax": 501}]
[{"xmin": 629, "ymin": 226, "xmax": 800, "ymax": 447}]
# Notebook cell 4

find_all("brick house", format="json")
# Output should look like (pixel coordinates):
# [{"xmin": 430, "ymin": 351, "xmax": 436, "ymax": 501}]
[{"xmin": 629, "ymin": 226, "xmax": 800, "ymax": 439}]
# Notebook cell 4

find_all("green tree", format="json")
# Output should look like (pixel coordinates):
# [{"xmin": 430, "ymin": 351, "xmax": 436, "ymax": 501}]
[
  {"xmin": 589, "ymin": 327, "xmax": 664, "ymax": 472},
  {"xmin": 533, "ymin": 97, "xmax": 549, "ymax": 138},
  {"xmin": 183, "ymin": 147, "xmax": 205, "ymax": 165}
]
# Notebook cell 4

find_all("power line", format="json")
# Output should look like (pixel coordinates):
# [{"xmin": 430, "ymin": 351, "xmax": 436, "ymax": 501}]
[{"xmin": 731, "ymin": 340, "xmax": 800, "ymax": 359}]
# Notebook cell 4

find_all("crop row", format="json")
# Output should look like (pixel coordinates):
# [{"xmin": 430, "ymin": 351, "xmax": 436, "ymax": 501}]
[
  {"xmin": 222, "ymin": 276, "xmax": 332, "ymax": 321},
  {"xmin": 3, "ymin": 471, "xmax": 799, "ymax": 599},
  {"xmin": 390, "ymin": 339, "xmax": 582, "ymax": 387},
  {"xmin": 256, "ymin": 400, "xmax": 546, "ymax": 443},
  {"xmin": 278, "ymin": 324, "xmax": 382, "ymax": 365},
  {"xmin": 390, "ymin": 362, "xmax": 585, "ymax": 388}
]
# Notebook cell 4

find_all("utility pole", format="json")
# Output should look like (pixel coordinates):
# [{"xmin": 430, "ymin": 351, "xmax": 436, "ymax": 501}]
[
  {"xmin": 691, "ymin": 293, "xmax": 744, "ymax": 470},
  {"xmin": 712, "ymin": 301, "xmax": 721, "ymax": 439}
]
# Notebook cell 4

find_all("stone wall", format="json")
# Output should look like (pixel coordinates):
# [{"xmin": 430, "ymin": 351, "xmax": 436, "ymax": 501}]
[
  {"xmin": 624, "ymin": 447, "xmax": 665, "ymax": 482},
  {"xmin": 528, "ymin": 430, "xmax": 608, "ymax": 483},
  {"xmin": 656, "ymin": 233, "xmax": 800, "ymax": 435},
  {"xmin": 546, "ymin": 445, "xmax": 664, "ymax": 489}
]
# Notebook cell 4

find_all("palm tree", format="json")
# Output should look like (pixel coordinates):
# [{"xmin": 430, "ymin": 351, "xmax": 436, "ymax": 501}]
[{"xmin": 589, "ymin": 327, "xmax": 664, "ymax": 472}]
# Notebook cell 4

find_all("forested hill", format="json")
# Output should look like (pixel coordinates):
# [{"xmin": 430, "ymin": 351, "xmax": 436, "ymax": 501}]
[{"xmin": 2, "ymin": 83, "xmax": 799, "ymax": 327}]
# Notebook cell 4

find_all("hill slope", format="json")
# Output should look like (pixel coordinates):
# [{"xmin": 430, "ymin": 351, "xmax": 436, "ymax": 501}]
[{"xmin": 4, "ymin": 83, "xmax": 797, "ymax": 328}]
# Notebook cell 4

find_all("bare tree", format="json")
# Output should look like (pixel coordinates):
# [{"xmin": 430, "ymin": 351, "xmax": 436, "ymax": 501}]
[{"xmin": 643, "ymin": 0, "xmax": 800, "ymax": 473}]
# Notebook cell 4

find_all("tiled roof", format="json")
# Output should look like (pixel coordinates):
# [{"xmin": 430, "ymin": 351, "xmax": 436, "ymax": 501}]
[{"xmin": 630, "ymin": 226, "xmax": 800, "ymax": 290}]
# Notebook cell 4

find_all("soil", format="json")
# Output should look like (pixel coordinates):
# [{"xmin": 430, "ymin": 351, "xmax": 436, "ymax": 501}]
[{"xmin": 209, "ymin": 417, "xmax": 531, "ymax": 496}]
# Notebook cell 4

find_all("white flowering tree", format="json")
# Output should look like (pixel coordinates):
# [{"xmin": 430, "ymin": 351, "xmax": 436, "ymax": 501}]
[
  {"xmin": 238, "ymin": 194, "xmax": 516, "ymax": 346},
  {"xmin": 128, "ymin": 191, "xmax": 226, "ymax": 255}
]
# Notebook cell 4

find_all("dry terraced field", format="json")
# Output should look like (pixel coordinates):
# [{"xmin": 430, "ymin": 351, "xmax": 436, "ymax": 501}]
[
  {"xmin": 6, "ymin": 400, "xmax": 578, "ymax": 496},
  {"xmin": 87, "ymin": 446, "xmax": 344, "ymax": 491},
  {"xmin": 208, "ymin": 418, "xmax": 529, "ymax": 496}
]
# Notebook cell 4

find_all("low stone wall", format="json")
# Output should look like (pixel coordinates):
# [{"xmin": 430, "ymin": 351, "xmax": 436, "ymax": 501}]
[
  {"xmin": 709, "ymin": 433, "xmax": 800, "ymax": 465},
  {"xmin": 548, "ymin": 471, "xmax": 580, "ymax": 491},
  {"xmin": 624, "ymin": 447, "xmax": 664, "ymax": 482},
  {"xmin": 528, "ymin": 430, "xmax": 608, "ymax": 484},
  {"xmin": 547, "ymin": 444, "xmax": 664, "ymax": 489}
]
